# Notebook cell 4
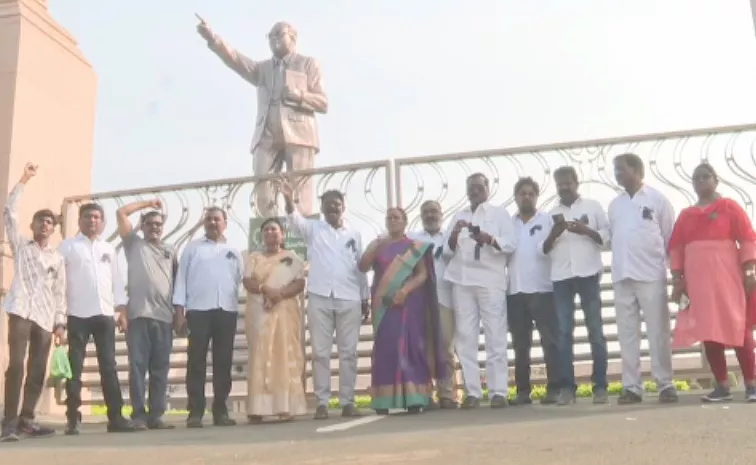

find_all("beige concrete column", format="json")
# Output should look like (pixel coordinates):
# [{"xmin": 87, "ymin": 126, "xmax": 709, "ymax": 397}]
[{"xmin": 0, "ymin": 0, "xmax": 97, "ymax": 415}]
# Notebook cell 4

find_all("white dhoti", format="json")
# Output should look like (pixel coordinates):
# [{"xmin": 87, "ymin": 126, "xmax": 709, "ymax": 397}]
[
  {"xmin": 452, "ymin": 284, "xmax": 509, "ymax": 398},
  {"xmin": 614, "ymin": 278, "xmax": 674, "ymax": 395},
  {"xmin": 306, "ymin": 294, "xmax": 362, "ymax": 407}
]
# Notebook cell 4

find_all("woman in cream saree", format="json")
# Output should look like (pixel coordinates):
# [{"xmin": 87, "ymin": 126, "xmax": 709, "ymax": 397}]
[{"xmin": 243, "ymin": 218, "xmax": 307, "ymax": 422}]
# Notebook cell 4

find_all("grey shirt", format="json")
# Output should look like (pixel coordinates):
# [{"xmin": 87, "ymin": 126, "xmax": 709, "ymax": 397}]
[{"xmin": 123, "ymin": 232, "xmax": 177, "ymax": 323}]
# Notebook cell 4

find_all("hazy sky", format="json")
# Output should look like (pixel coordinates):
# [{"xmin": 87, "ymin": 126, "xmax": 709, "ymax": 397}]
[{"xmin": 50, "ymin": 0, "xmax": 756, "ymax": 193}]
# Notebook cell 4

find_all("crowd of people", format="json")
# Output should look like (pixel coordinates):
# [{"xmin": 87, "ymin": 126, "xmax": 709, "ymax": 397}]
[{"xmin": 2, "ymin": 153, "xmax": 756, "ymax": 442}]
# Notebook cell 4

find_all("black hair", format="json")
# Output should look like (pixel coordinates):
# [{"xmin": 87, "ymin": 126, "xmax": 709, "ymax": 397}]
[
  {"xmin": 204, "ymin": 206, "xmax": 227, "ymax": 220},
  {"xmin": 32, "ymin": 209, "xmax": 57, "ymax": 226},
  {"xmin": 513, "ymin": 177, "xmax": 541, "ymax": 196},
  {"xmin": 79, "ymin": 202, "xmax": 104, "ymax": 219},
  {"xmin": 553, "ymin": 166, "xmax": 579, "ymax": 183},
  {"xmin": 467, "ymin": 172, "xmax": 490, "ymax": 187},
  {"xmin": 141, "ymin": 211, "xmax": 165, "ymax": 224},
  {"xmin": 694, "ymin": 162, "xmax": 719, "ymax": 182},
  {"xmin": 259, "ymin": 217, "xmax": 286, "ymax": 249},
  {"xmin": 387, "ymin": 207, "xmax": 408, "ymax": 223},
  {"xmin": 614, "ymin": 153, "xmax": 645, "ymax": 178},
  {"xmin": 321, "ymin": 190, "xmax": 345, "ymax": 204}
]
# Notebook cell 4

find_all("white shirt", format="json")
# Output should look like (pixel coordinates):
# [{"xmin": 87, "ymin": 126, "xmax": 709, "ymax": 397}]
[
  {"xmin": 288, "ymin": 210, "xmax": 369, "ymax": 301},
  {"xmin": 409, "ymin": 229, "xmax": 453, "ymax": 308},
  {"xmin": 3, "ymin": 184, "xmax": 67, "ymax": 332},
  {"xmin": 172, "ymin": 237, "xmax": 243, "ymax": 312},
  {"xmin": 59, "ymin": 233, "xmax": 127, "ymax": 319},
  {"xmin": 443, "ymin": 202, "xmax": 517, "ymax": 291},
  {"xmin": 608, "ymin": 185, "xmax": 675, "ymax": 283},
  {"xmin": 508, "ymin": 212, "xmax": 553, "ymax": 294},
  {"xmin": 543, "ymin": 197, "xmax": 609, "ymax": 282}
]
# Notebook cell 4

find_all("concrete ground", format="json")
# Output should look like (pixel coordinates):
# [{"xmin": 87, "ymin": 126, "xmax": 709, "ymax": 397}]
[{"xmin": 0, "ymin": 392, "xmax": 753, "ymax": 465}]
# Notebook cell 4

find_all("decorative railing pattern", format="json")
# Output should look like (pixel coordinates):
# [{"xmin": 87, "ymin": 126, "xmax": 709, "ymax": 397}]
[{"xmin": 60, "ymin": 161, "xmax": 394, "ymax": 255}]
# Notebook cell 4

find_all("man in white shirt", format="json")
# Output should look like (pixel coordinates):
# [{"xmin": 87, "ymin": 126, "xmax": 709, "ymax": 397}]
[
  {"xmin": 58, "ymin": 203, "xmax": 135, "ymax": 434},
  {"xmin": 444, "ymin": 173, "xmax": 517, "ymax": 409},
  {"xmin": 609, "ymin": 153, "xmax": 677, "ymax": 404},
  {"xmin": 541, "ymin": 166, "xmax": 610, "ymax": 406},
  {"xmin": 173, "ymin": 207, "xmax": 243, "ymax": 428},
  {"xmin": 409, "ymin": 200, "xmax": 459, "ymax": 409},
  {"xmin": 279, "ymin": 178, "xmax": 369, "ymax": 420},
  {"xmin": 1, "ymin": 164, "xmax": 66, "ymax": 442},
  {"xmin": 507, "ymin": 178, "xmax": 560, "ymax": 406}
]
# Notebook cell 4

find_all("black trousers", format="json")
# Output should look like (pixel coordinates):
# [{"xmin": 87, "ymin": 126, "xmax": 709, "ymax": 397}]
[
  {"xmin": 507, "ymin": 292, "xmax": 560, "ymax": 395},
  {"xmin": 65, "ymin": 315, "xmax": 123, "ymax": 422},
  {"xmin": 185, "ymin": 309, "xmax": 238, "ymax": 417},
  {"xmin": 3, "ymin": 315, "xmax": 52, "ymax": 424}
]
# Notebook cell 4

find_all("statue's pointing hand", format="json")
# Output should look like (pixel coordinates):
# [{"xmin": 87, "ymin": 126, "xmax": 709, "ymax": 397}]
[{"xmin": 195, "ymin": 13, "xmax": 214, "ymax": 42}]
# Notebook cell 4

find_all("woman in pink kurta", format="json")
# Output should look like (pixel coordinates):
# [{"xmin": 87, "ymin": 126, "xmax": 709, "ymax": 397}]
[{"xmin": 669, "ymin": 162, "xmax": 756, "ymax": 403}]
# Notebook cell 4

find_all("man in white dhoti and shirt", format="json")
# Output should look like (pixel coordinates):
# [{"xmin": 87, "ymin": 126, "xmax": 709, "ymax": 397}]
[
  {"xmin": 279, "ymin": 178, "xmax": 369, "ymax": 420},
  {"xmin": 609, "ymin": 153, "xmax": 678, "ymax": 404},
  {"xmin": 444, "ymin": 173, "xmax": 517, "ymax": 409},
  {"xmin": 409, "ymin": 200, "xmax": 459, "ymax": 409}
]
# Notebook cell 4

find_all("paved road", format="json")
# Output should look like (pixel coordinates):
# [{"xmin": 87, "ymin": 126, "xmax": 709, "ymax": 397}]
[{"xmin": 0, "ymin": 393, "xmax": 753, "ymax": 464}]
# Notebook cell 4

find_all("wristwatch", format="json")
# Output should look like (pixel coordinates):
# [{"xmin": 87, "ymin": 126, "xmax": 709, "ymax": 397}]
[{"xmin": 746, "ymin": 269, "xmax": 756, "ymax": 278}]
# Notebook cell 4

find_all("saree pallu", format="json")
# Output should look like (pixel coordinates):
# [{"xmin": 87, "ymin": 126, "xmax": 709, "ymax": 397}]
[
  {"xmin": 244, "ymin": 250, "xmax": 308, "ymax": 417},
  {"xmin": 369, "ymin": 238, "xmax": 446, "ymax": 410},
  {"xmin": 668, "ymin": 198, "xmax": 756, "ymax": 348}
]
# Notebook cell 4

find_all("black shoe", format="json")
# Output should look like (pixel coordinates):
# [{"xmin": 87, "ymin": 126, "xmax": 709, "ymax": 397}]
[
  {"xmin": 186, "ymin": 415, "xmax": 203, "ymax": 428},
  {"xmin": 18, "ymin": 419, "xmax": 55, "ymax": 438},
  {"xmin": 313, "ymin": 405, "xmax": 329, "ymax": 420},
  {"xmin": 617, "ymin": 390, "xmax": 643, "ymax": 405},
  {"xmin": 106, "ymin": 417, "xmax": 136, "ymax": 433},
  {"xmin": 147, "ymin": 418, "xmax": 175, "ymax": 430},
  {"xmin": 212, "ymin": 413, "xmax": 236, "ymax": 427},
  {"xmin": 0, "ymin": 422, "xmax": 20, "ymax": 442},
  {"xmin": 64, "ymin": 415, "xmax": 80, "ymax": 436},
  {"xmin": 509, "ymin": 392, "xmax": 533, "ymax": 406}
]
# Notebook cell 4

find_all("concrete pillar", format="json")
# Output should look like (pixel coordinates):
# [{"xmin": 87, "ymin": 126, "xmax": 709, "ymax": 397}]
[
  {"xmin": 0, "ymin": 0, "xmax": 97, "ymax": 415},
  {"xmin": 752, "ymin": 0, "xmax": 756, "ymax": 36}
]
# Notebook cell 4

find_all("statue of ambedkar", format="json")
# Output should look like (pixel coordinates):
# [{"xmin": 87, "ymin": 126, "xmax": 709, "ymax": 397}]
[{"xmin": 197, "ymin": 18, "xmax": 327, "ymax": 217}]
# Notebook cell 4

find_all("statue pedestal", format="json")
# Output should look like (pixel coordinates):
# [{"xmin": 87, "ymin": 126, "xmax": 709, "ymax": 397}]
[{"xmin": 0, "ymin": 0, "xmax": 97, "ymax": 416}]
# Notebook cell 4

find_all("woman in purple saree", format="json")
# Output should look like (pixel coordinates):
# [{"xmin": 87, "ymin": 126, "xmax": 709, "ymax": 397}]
[{"xmin": 359, "ymin": 208, "xmax": 445, "ymax": 414}]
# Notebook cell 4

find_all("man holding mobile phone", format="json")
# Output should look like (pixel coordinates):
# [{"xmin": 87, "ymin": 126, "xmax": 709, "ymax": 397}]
[{"xmin": 541, "ymin": 166, "xmax": 610, "ymax": 406}]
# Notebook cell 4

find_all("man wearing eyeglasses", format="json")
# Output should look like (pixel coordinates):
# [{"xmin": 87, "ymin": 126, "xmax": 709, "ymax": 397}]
[
  {"xmin": 196, "ymin": 17, "xmax": 327, "ymax": 217},
  {"xmin": 116, "ymin": 199, "xmax": 178, "ymax": 431}
]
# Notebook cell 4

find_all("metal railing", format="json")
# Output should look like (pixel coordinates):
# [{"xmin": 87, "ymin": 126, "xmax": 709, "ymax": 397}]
[{"xmin": 59, "ymin": 122, "xmax": 756, "ymax": 409}]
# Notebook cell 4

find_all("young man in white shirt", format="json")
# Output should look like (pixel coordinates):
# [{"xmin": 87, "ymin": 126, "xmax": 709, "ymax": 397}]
[
  {"xmin": 409, "ymin": 200, "xmax": 459, "ymax": 409},
  {"xmin": 58, "ymin": 203, "xmax": 134, "ymax": 434},
  {"xmin": 1, "ymin": 164, "xmax": 66, "ymax": 442},
  {"xmin": 507, "ymin": 178, "xmax": 560, "ymax": 406},
  {"xmin": 279, "ymin": 178, "xmax": 369, "ymax": 420},
  {"xmin": 444, "ymin": 173, "xmax": 517, "ymax": 409},
  {"xmin": 609, "ymin": 153, "xmax": 677, "ymax": 404},
  {"xmin": 541, "ymin": 166, "xmax": 610, "ymax": 406},
  {"xmin": 173, "ymin": 207, "xmax": 244, "ymax": 428}
]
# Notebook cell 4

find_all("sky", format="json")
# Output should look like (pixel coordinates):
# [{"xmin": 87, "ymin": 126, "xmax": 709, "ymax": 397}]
[{"xmin": 49, "ymin": 0, "xmax": 756, "ymax": 195}]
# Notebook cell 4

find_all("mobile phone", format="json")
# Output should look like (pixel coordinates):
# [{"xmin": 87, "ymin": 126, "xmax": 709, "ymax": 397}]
[{"xmin": 552, "ymin": 213, "xmax": 565, "ymax": 223}]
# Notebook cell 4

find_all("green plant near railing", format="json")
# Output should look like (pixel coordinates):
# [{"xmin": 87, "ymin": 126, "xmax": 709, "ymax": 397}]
[{"xmin": 90, "ymin": 380, "xmax": 690, "ymax": 416}]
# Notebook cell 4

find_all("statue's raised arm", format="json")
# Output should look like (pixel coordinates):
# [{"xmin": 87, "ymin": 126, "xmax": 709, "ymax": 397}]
[{"xmin": 196, "ymin": 14, "xmax": 262, "ymax": 86}]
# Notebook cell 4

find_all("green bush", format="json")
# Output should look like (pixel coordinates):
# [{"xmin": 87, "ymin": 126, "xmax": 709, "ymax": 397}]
[{"xmin": 90, "ymin": 380, "xmax": 691, "ymax": 416}]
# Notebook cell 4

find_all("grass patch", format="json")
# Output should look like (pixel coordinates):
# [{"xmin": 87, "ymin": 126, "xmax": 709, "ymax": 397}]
[{"xmin": 90, "ymin": 380, "xmax": 690, "ymax": 416}]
